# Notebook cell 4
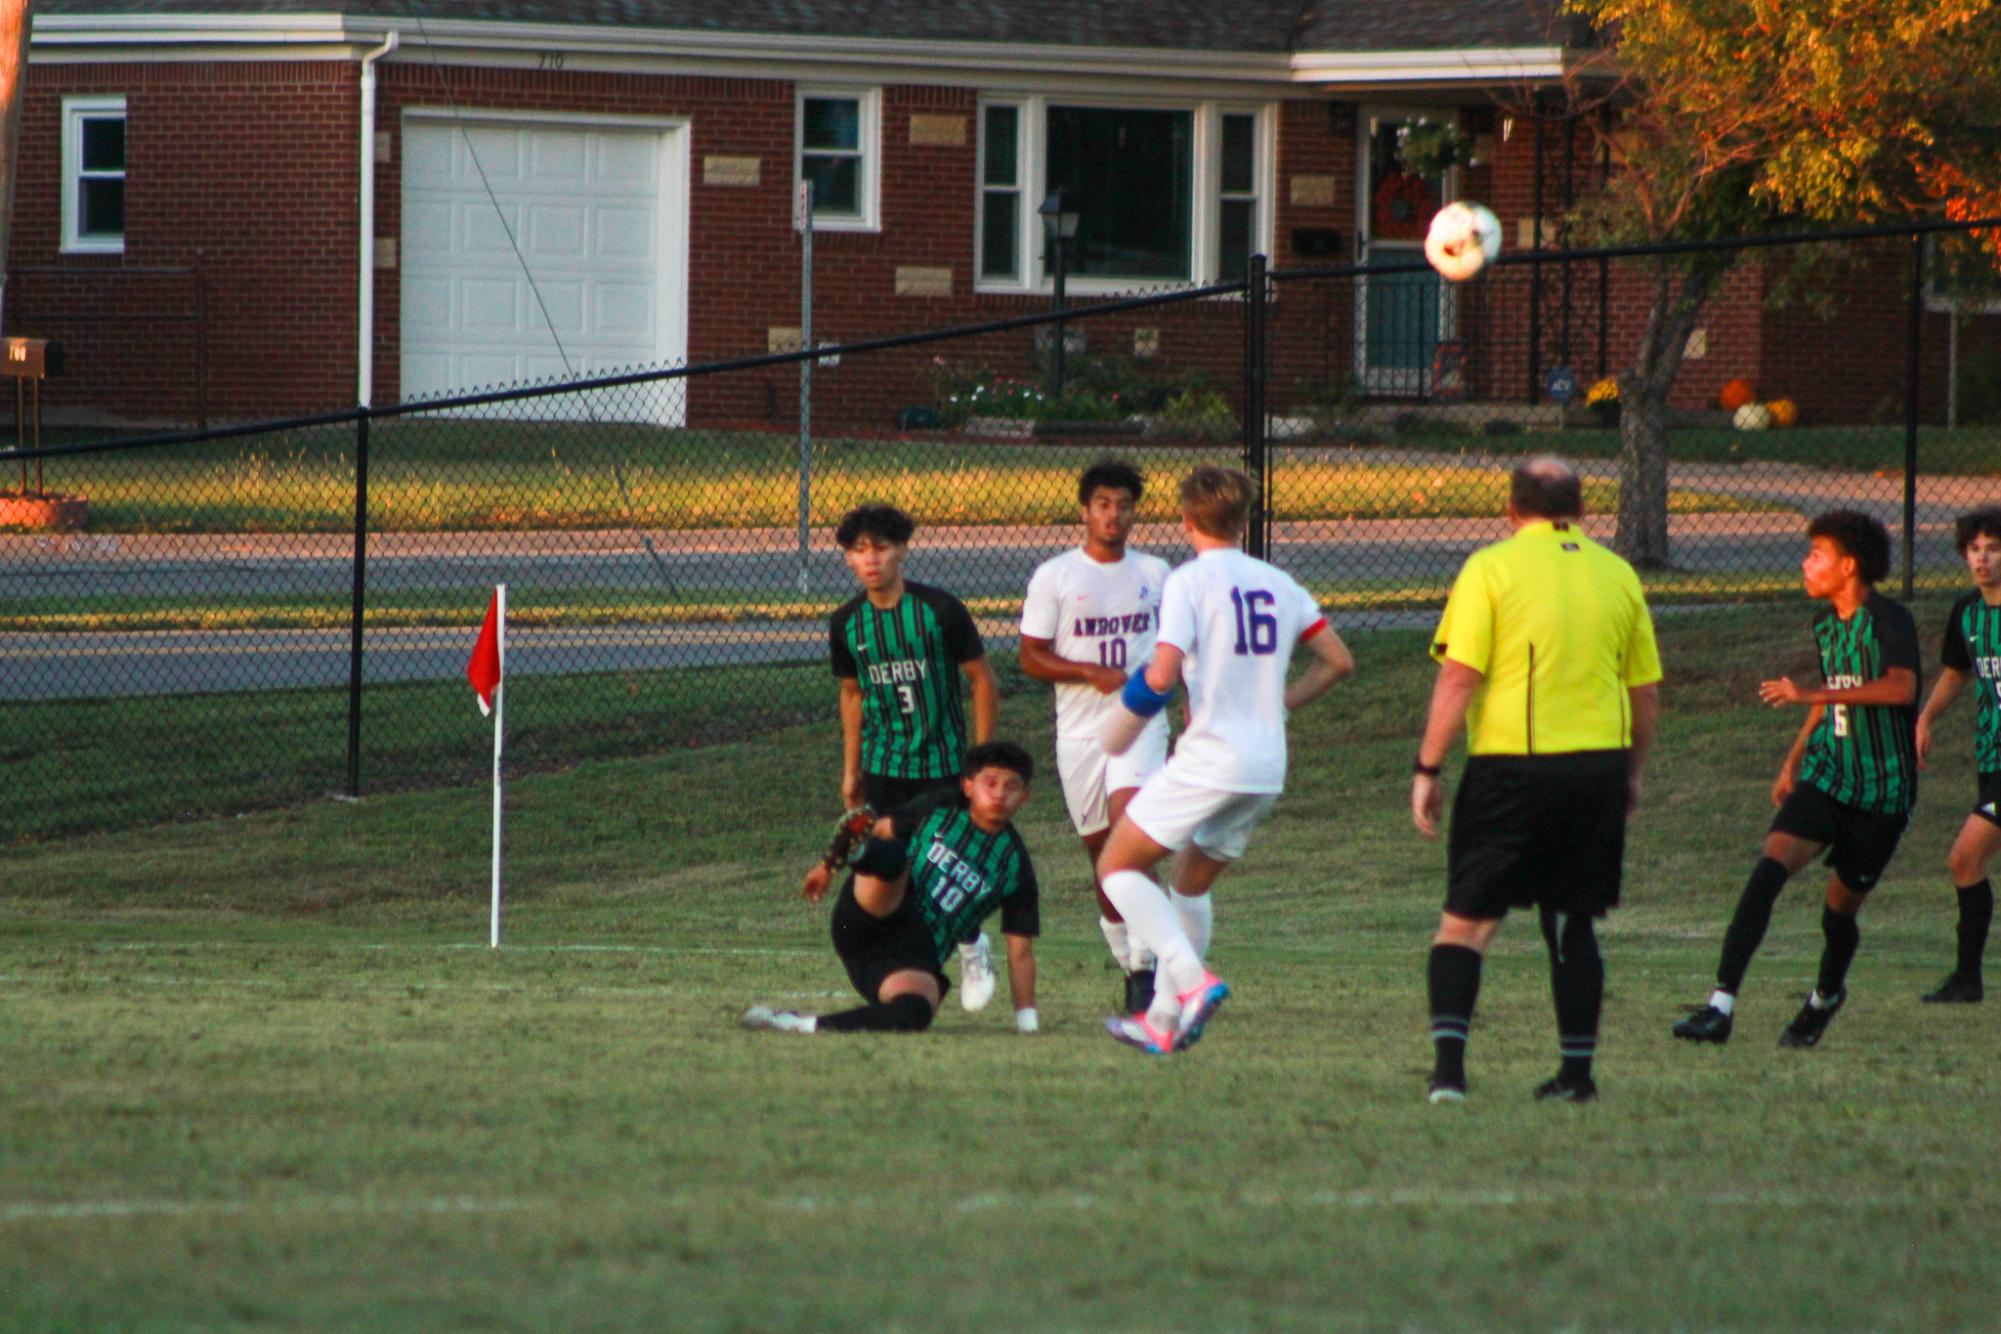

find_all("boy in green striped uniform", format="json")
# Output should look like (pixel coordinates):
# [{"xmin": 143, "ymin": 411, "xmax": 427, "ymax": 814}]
[
  {"xmin": 828, "ymin": 505, "xmax": 1002, "ymax": 1007},
  {"xmin": 1913, "ymin": 506, "xmax": 2001, "ymax": 1003},
  {"xmin": 739, "ymin": 742, "xmax": 1042, "ymax": 1036},
  {"xmin": 1675, "ymin": 511, "xmax": 1921, "ymax": 1049}
]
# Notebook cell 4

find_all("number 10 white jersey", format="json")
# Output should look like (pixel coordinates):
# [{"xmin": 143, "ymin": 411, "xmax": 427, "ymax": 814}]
[
  {"xmin": 1021, "ymin": 547, "xmax": 1172, "ymax": 743},
  {"xmin": 1156, "ymin": 547, "xmax": 1326, "ymax": 794}
]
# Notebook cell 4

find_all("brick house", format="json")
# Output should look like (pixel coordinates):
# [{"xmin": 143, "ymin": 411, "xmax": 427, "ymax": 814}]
[{"xmin": 11, "ymin": 0, "xmax": 1990, "ymax": 428}]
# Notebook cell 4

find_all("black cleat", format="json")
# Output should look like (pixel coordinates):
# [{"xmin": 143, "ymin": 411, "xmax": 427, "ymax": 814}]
[
  {"xmin": 1672, "ymin": 1004, "xmax": 1733, "ymax": 1044},
  {"xmin": 1124, "ymin": 968, "xmax": 1157, "ymax": 1015},
  {"xmin": 1533, "ymin": 1074, "xmax": 1598, "ymax": 1104},
  {"xmin": 1921, "ymin": 971, "xmax": 1984, "ymax": 1004},
  {"xmin": 1778, "ymin": 990, "xmax": 1846, "ymax": 1048}
]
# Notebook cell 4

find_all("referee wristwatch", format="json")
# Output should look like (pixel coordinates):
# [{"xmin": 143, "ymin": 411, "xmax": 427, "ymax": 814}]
[{"xmin": 1413, "ymin": 757, "xmax": 1444, "ymax": 777}]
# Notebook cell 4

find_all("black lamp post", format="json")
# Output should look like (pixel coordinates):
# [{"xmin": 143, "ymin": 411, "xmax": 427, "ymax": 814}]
[{"xmin": 1039, "ymin": 190, "xmax": 1079, "ymax": 398}]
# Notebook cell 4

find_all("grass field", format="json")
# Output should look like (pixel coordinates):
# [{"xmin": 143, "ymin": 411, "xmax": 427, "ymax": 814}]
[{"xmin": 4, "ymin": 604, "xmax": 1999, "ymax": 1329}]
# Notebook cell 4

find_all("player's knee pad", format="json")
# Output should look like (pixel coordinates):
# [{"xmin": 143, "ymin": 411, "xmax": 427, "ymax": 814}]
[
  {"xmin": 851, "ymin": 836, "xmax": 909, "ymax": 881},
  {"xmin": 886, "ymin": 993, "xmax": 934, "ymax": 1031}
]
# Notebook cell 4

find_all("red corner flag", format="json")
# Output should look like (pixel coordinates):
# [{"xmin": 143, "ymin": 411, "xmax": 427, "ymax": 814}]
[{"xmin": 467, "ymin": 589, "xmax": 502, "ymax": 716}]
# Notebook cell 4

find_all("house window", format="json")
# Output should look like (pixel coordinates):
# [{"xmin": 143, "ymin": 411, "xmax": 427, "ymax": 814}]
[
  {"xmin": 798, "ymin": 90, "xmax": 878, "ymax": 229},
  {"xmin": 976, "ymin": 100, "xmax": 1267, "ymax": 291},
  {"xmin": 63, "ymin": 95, "xmax": 126, "ymax": 253}
]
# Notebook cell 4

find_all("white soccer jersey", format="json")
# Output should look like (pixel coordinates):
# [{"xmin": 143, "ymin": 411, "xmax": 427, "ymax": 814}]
[
  {"xmin": 1020, "ymin": 547, "xmax": 1172, "ymax": 743},
  {"xmin": 1155, "ymin": 547, "xmax": 1327, "ymax": 794}
]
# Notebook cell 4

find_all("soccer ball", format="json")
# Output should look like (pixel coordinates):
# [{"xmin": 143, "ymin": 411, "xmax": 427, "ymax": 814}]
[
  {"xmin": 1733, "ymin": 402, "xmax": 1774, "ymax": 431},
  {"xmin": 1424, "ymin": 202, "xmax": 1502, "ymax": 282}
]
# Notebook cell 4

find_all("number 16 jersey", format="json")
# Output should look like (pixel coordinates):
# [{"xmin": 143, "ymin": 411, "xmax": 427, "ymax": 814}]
[{"xmin": 1021, "ymin": 548, "xmax": 1171, "ymax": 744}]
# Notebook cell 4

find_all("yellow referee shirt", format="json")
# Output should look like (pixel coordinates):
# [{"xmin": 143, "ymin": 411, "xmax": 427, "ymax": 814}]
[{"xmin": 1430, "ymin": 520, "xmax": 1662, "ymax": 755}]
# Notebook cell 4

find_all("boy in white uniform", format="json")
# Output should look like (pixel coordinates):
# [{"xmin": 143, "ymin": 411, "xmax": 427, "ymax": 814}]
[
  {"xmin": 1097, "ymin": 466, "xmax": 1355, "ymax": 1054},
  {"xmin": 1020, "ymin": 460, "xmax": 1174, "ymax": 1013}
]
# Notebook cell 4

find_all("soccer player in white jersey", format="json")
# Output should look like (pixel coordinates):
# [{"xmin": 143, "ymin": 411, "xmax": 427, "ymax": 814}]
[
  {"xmin": 1097, "ymin": 466, "xmax": 1355, "ymax": 1054},
  {"xmin": 1020, "ymin": 459, "xmax": 1174, "ymax": 1014}
]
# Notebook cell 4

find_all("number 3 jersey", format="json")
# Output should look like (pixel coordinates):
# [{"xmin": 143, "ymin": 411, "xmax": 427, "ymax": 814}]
[
  {"xmin": 1158, "ymin": 547, "xmax": 1326, "ymax": 795},
  {"xmin": 890, "ymin": 790, "xmax": 1039, "ymax": 965},
  {"xmin": 1020, "ymin": 547, "xmax": 1172, "ymax": 744},
  {"xmin": 829, "ymin": 582, "xmax": 985, "ymax": 782},
  {"xmin": 1800, "ymin": 591, "xmax": 1921, "ymax": 814},
  {"xmin": 1941, "ymin": 590, "xmax": 2001, "ymax": 775}
]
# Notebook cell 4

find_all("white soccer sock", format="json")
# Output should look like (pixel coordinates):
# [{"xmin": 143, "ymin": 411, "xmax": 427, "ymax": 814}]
[
  {"xmin": 1170, "ymin": 888, "xmax": 1213, "ymax": 960},
  {"xmin": 1708, "ymin": 989, "xmax": 1736, "ymax": 1015},
  {"xmin": 1099, "ymin": 916, "xmax": 1132, "ymax": 972},
  {"xmin": 1101, "ymin": 870, "xmax": 1205, "ymax": 1010}
]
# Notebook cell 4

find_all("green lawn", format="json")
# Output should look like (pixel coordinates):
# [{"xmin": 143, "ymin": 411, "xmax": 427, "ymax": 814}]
[{"xmin": 4, "ymin": 604, "xmax": 1999, "ymax": 1328}]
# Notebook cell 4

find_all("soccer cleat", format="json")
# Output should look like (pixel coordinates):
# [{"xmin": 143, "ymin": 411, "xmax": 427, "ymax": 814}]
[
  {"xmin": 739, "ymin": 1005, "xmax": 814, "ymax": 1034},
  {"xmin": 958, "ymin": 933, "xmax": 996, "ymax": 1012},
  {"xmin": 1103, "ymin": 1013, "xmax": 1177, "ymax": 1055},
  {"xmin": 822, "ymin": 804, "xmax": 878, "ymax": 870},
  {"xmin": 1778, "ymin": 990, "xmax": 1845, "ymax": 1048},
  {"xmin": 1172, "ymin": 972, "xmax": 1230, "ymax": 1051},
  {"xmin": 1427, "ymin": 1079, "xmax": 1468, "ymax": 1106},
  {"xmin": 1533, "ymin": 1074, "xmax": 1598, "ymax": 1104},
  {"xmin": 1672, "ymin": 1004, "xmax": 1733, "ymax": 1045},
  {"xmin": 1123, "ymin": 967, "xmax": 1157, "ymax": 1016},
  {"xmin": 1921, "ymin": 971, "xmax": 1985, "ymax": 1004}
]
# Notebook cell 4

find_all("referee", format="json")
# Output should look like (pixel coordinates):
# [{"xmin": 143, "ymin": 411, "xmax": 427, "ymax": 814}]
[{"xmin": 1412, "ymin": 457, "xmax": 1662, "ymax": 1105}]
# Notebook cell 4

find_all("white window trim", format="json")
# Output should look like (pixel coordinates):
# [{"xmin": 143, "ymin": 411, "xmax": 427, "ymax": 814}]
[
  {"xmin": 974, "ymin": 96, "xmax": 1273, "ymax": 297},
  {"xmin": 796, "ymin": 86, "xmax": 881, "ymax": 233},
  {"xmin": 62, "ymin": 94, "xmax": 126, "ymax": 255}
]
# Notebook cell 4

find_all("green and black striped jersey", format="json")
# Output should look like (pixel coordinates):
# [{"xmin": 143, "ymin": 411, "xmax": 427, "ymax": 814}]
[
  {"xmin": 890, "ymin": 791, "xmax": 1039, "ymax": 965},
  {"xmin": 831, "ymin": 582, "xmax": 985, "ymax": 782},
  {"xmin": 1799, "ymin": 592, "xmax": 1921, "ymax": 814},
  {"xmin": 1942, "ymin": 590, "xmax": 2001, "ymax": 776}
]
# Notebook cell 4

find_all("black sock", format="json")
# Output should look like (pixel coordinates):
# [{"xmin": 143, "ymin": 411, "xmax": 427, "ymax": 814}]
[
  {"xmin": 1718, "ymin": 857, "xmax": 1792, "ymax": 993},
  {"xmin": 850, "ymin": 835, "xmax": 909, "ymax": 881},
  {"xmin": 814, "ymin": 993, "xmax": 935, "ymax": 1033},
  {"xmin": 1817, "ymin": 906, "xmax": 1861, "ymax": 999},
  {"xmin": 1427, "ymin": 944, "xmax": 1483, "ymax": 1085},
  {"xmin": 1540, "ymin": 908, "xmax": 1603, "ymax": 1084},
  {"xmin": 1957, "ymin": 879, "xmax": 1993, "ymax": 976}
]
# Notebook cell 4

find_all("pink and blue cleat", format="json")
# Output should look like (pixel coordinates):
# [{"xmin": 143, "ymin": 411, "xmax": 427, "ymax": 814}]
[
  {"xmin": 1173, "ymin": 973, "xmax": 1230, "ymax": 1050},
  {"xmin": 1102, "ymin": 1013, "xmax": 1178, "ymax": 1055}
]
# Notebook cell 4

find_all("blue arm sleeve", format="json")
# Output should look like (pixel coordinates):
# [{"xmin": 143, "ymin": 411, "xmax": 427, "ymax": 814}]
[{"xmin": 1120, "ymin": 667, "xmax": 1177, "ymax": 718}]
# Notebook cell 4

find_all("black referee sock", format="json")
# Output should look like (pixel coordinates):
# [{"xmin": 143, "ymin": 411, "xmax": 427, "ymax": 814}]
[
  {"xmin": 1956, "ymin": 879, "xmax": 1993, "ymax": 977},
  {"xmin": 1540, "ymin": 908, "xmax": 1602, "ymax": 1084},
  {"xmin": 815, "ymin": 994, "xmax": 935, "ymax": 1033},
  {"xmin": 1718, "ymin": 857, "xmax": 1792, "ymax": 993},
  {"xmin": 1816, "ymin": 906, "xmax": 1861, "ymax": 1000},
  {"xmin": 1427, "ymin": 945, "xmax": 1483, "ymax": 1086}
]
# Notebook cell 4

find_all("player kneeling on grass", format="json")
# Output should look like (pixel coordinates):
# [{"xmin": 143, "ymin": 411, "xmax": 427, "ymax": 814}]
[
  {"xmin": 1096, "ymin": 466, "xmax": 1355, "ymax": 1055},
  {"xmin": 1912, "ymin": 505, "xmax": 2001, "ymax": 1004},
  {"xmin": 1674, "ymin": 510, "xmax": 1920, "ymax": 1050},
  {"xmin": 740, "ymin": 741, "xmax": 1041, "ymax": 1036}
]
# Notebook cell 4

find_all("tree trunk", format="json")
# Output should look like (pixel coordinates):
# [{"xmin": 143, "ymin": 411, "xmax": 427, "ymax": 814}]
[
  {"xmin": 1613, "ymin": 257, "xmax": 1724, "ymax": 568},
  {"xmin": 0, "ymin": 1, "xmax": 32, "ymax": 336}
]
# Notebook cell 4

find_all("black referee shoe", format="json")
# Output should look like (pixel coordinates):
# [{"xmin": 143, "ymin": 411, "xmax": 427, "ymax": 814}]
[
  {"xmin": 1533, "ymin": 1074, "xmax": 1598, "ymax": 1104},
  {"xmin": 1921, "ymin": 970, "xmax": 1984, "ymax": 1003},
  {"xmin": 1672, "ymin": 1004, "xmax": 1733, "ymax": 1044},
  {"xmin": 1778, "ymin": 989, "xmax": 1845, "ymax": 1048},
  {"xmin": 1124, "ymin": 968, "xmax": 1156, "ymax": 1015}
]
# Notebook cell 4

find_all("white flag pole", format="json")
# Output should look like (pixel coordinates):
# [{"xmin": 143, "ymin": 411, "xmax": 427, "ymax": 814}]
[{"xmin": 490, "ymin": 582, "xmax": 507, "ymax": 949}]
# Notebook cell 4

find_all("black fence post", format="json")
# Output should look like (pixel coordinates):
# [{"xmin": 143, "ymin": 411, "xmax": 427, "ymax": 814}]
[
  {"xmin": 1243, "ymin": 252, "xmax": 1270, "ymax": 559},
  {"xmin": 1903, "ymin": 233, "xmax": 1923, "ymax": 601},
  {"xmin": 345, "ymin": 408, "xmax": 371, "ymax": 798}
]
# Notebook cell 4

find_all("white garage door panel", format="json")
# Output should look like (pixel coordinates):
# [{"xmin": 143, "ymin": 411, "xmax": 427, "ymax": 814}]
[{"xmin": 401, "ymin": 120, "xmax": 683, "ymax": 423}]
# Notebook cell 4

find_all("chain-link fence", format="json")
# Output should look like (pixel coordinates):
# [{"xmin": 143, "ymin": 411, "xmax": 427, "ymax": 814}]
[{"xmin": 4, "ymin": 221, "xmax": 1997, "ymax": 842}]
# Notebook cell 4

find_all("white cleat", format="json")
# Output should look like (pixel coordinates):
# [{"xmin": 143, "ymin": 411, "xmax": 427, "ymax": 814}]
[
  {"xmin": 739, "ymin": 1005, "xmax": 815, "ymax": 1033},
  {"xmin": 958, "ymin": 933, "xmax": 997, "ymax": 1012}
]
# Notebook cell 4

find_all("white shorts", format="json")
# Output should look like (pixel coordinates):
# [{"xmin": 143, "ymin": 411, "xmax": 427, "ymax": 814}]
[
  {"xmin": 1124, "ymin": 764, "xmax": 1278, "ymax": 862},
  {"xmin": 1056, "ymin": 718, "xmax": 1168, "ymax": 837}
]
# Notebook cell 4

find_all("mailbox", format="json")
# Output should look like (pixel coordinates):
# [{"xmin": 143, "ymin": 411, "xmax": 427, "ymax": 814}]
[{"xmin": 1, "ymin": 338, "xmax": 62, "ymax": 378}]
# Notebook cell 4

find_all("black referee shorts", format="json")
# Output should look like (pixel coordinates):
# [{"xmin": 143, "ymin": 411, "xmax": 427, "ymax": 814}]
[
  {"xmin": 1770, "ymin": 783, "xmax": 1910, "ymax": 894},
  {"xmin": 1446, "ymin": 750, "xmax": 1630, "ymax": 920},
  {"xmin": 829, "ymin": 876, "xmax": 950, "ymax": 1005},
  {"xmin": 1975, "ymin": 771, "xmax": 2001, "ymax": 830}
]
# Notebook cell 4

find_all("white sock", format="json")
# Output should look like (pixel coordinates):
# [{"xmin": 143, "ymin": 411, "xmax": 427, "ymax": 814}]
[
  {"xmin": 1170, "ymin": 889, "xmax": 1213, "ymax": 960},
  {"xmin": 1099, "ymin": 917, "xmax": 1132, "ymax": 971},
  {"xmin": 1708, "ymin": 989, "xmax": 1735, "ymax": 1015},
  {"xmin": 1809, "ymin": 989, "xmax": 1835, "ymax": 1010},
  {"xmin": 1101, "ymin": 870, "xmax": 1205, "ymax": 1011}
]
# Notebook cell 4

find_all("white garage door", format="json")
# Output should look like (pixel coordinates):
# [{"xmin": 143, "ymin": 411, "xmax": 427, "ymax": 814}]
[{"xmin": 400, "ymin": 119, "xmax": 686, "ymax": 423}]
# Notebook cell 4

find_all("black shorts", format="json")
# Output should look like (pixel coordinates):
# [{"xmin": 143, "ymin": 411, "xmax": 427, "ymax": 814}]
[
  {"xmin": 862, "ymin": 773, "xmax": 958, "ymax": 815},
  {"xmin": 830, "ymin": 876, "xmax": 949, "ymax": 1005},
  {"xmin": 1975, "ymin": 771, "xmax": 2001, "ymax": 830},
  {"xmin": 1769, "ymin": 783, "xmax": 1910, "ymax": 894},
  {"xmin": 1446, "ymin": 751, "xmax": 1630, "ymax": 920}
]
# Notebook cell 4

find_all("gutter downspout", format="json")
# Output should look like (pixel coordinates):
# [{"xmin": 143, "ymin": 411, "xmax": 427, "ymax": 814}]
[{"xmin": 357, "ymin": 30, "xmax": 397, "ymax": 408}]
